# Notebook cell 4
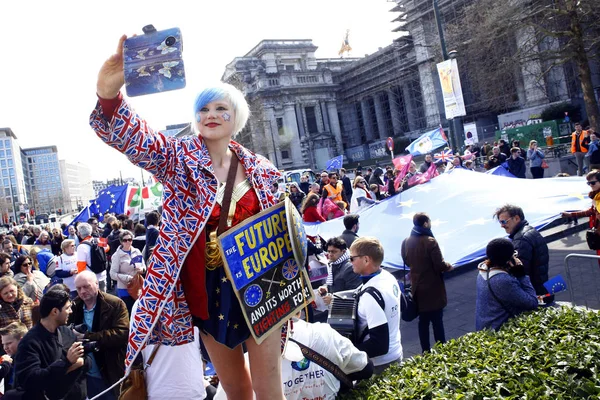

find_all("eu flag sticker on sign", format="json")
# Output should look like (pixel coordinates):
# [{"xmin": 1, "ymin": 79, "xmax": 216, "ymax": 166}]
[{"xmin": 218, "ymin": 199, "xmax": 313, "ymax": 344}]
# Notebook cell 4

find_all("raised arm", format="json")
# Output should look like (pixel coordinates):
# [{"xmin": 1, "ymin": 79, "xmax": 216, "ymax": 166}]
[{"xmin": 89, "ymin": 35, "xmax": 176, "ymax": 182}]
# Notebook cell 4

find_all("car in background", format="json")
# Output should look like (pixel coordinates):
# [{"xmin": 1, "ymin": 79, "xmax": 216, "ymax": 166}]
[{"xmin": 281, "ymin": 169, "xmax": 317, "ymax": 187}]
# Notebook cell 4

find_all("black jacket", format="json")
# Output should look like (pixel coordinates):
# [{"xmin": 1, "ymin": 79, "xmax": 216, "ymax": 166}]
[
  {"xmin": 329, "ymin": 258, "xmax": 361, "ymax": 294},
  {"xmin": 507, "ymin": 156, "xmax": 526, "ymax": 178},
  {"xmin": 510, "ymin": 221, "xmax": 551, "ymax": 300},
  {"xmin": 340, "ymin": 230, "xmax": 359, "ymax": 248},
  {"xmin": 14, "ymin": 323, "xmax": 91, "ymax": 400},
  {"xmin": 341, "ymin": 176, "xmax": 353, "ymax": 199}
]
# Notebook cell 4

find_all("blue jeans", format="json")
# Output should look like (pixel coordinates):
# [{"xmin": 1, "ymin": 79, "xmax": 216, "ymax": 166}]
[{"xmin": 418, "ymin": 308, "xmax": 446, "ymax": 352}]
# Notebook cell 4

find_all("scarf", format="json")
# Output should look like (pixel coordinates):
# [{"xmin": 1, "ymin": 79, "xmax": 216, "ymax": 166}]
[
  {"xmin": 411, "ymin": 225, "xmax": 434, "ymax": 238},
  {"xmin": 326, "ymin": 251, "xmax": 350, "ymax": 287}
]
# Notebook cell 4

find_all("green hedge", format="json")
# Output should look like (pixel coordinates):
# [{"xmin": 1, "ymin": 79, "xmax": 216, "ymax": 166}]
[{"xmin": 342, "ymin": 306, "xmax": 600, "ymax": 399}]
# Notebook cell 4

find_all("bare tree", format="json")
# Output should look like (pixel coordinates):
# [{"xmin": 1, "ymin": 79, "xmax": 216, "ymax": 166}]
[{"xmin": 446, "ymin": 0, "xmax": 600, "ymax": 129}]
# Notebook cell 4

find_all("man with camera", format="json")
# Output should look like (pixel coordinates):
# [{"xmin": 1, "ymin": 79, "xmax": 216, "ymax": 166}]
[
  {"xmin": 69, "ymin": 270, "xmax": 128, "ymax": 399},
  {"xmin": 13, "ymin": 289, "xmax": 92, "ymax": 399}
]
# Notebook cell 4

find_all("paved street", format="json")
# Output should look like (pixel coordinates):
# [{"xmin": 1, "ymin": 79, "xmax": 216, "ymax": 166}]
[{"xmin": 399, "ymin": 226, "xmax": 598, "ymax": 359}]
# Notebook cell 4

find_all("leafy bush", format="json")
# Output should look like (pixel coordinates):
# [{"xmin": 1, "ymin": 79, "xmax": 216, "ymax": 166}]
[{"xmin": 342, "ymin": 306, "xmax": 600, "ymax": 399}]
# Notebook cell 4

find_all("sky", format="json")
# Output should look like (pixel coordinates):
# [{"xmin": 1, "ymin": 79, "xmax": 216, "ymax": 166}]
[{"xmin": 0, "ymin": 0, "xmax": 399, "ymax": 183}]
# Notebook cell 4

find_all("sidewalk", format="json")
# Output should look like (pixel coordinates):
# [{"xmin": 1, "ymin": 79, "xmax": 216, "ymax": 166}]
[{"xmin": 399, "ymin": 227, "xmax": 595, "ymax": 359}]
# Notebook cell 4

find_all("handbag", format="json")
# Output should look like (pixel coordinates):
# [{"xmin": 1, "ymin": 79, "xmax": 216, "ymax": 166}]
[
  {"xmin": 400, "ymin": 240, "xmax": 418, "ymax": 322},
  {"xmin": 119, "ymin": 344, "xmax": 161, "ymax": 400},
  {"xmin": 541, "ymin": 160, "xmax": 549, "ymax": 169},
  {"xmin": 400, "ymin": 274, "xmax": 418, "ymax": 322},
  {"xmin": 127, "ymin": 272, "xmax": 144, "ymax": 300},
  {"xmin": 586, "ymin": 228, "xmax": 600, "ymax": 250}
]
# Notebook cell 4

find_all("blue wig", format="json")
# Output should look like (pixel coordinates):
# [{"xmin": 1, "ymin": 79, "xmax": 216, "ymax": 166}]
[
  {"xmin": 193, "ymin": 87, "xmax": 228, "ymax": 114},
  {"xmin": 192, "ymin": 83, "xmax": 250, "ymax": 136}
]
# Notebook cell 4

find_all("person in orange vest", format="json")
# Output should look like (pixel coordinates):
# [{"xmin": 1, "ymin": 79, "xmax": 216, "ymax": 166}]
[
  {"xmin": 323, "ymin": 173, "xmax": 348, "ymax": 210},
  {"xmin": 571, "ymin": 122, "xmax": 590, "ymax": 176}
]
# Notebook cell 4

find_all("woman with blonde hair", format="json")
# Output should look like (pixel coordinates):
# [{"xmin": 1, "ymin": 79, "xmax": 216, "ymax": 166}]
[
  {"xmin": 350, "ymin": 176, "xmax": 376, "ymax": 213},
  {"xmin": 13, "ymin": 255, "xmax": 49, "ymax": 303},
  {"xmin": 527, "ymin": 140, "xmax": 545, "ymax": 179},
  {"xmin": 0, "ymin": 276, "xmax": 33, "ymax": 329}
]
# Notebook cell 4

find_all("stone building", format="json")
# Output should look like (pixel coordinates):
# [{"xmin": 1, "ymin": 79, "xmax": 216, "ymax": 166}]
[{"xmin": 222, "ymin": 40, "xmax": 357, "ymax": 170}]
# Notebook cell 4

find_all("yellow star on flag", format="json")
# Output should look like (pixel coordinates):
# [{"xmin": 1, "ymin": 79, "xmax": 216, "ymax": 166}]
[
  {"xmin": 567, "ymin": 192, "xmax": 586, "ymax": 200},
  {"xmin": 218, "ymin": 314, "xmax": 225, "ymax": 320},
  {"xmin": 216, "ymin": 288, "xmax": 220, "ymax": 294},
  {"xmin": 221, "ymin": 277, "xmax": 228, "ymax": 283}
]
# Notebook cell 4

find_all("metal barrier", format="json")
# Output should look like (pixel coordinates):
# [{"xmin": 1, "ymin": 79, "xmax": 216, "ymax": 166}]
[{"xmin": 564, "ymin": 253, "xmax": 600, "ymax": 309}]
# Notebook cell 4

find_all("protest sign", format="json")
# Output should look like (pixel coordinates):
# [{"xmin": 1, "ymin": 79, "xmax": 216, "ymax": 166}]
[{"xmin": 219, "ymin": 198, "xmax": 312, "ymax": 344}]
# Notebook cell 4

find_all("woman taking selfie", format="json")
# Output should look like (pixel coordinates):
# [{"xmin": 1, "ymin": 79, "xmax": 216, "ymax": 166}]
[{"xmin": 90, "ymin": 36, "xmax": 284, "ymax": 399}]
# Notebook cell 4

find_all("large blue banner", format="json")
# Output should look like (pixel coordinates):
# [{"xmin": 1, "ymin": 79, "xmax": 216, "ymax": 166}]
[{"xmin": 305, "ymin": 169, "xmax": 590, "ymax": 268}]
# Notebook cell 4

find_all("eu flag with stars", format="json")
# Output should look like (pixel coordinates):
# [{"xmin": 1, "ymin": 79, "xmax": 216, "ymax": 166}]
[
  {"xmin": 543, "ymin": 275, "xmax": 567, "ymax": 294},
  {"xmin": 88, "ymin": 185, "xmax": 129, "ymax": 222},
  {"xmin": 325, "ymin": 155, "xmax": 343, "ymax": 171}
]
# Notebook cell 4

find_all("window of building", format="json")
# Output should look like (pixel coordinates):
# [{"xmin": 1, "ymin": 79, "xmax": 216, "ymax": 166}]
[
  {"xmin": 276, "ymin": 118, "xmax": 284, "ymax": 136},
  {"xmin": 297, "ymin": 76, "xmax": 318, "ymax": 84},
  {"xmin": 286, "ymin": 65, "xmax": 294, "ymax": 72},
  {"xmin": 5, "ymin": 149, "xmax": 11, "ymax": 156},
  {"xmin": 9, "ymin": 168, "xmax": 14, "ymax": 176},
  {"xmin": 7, "ymin": 160, "xmax": 12, "ymax": 167},
  {"xmin": 0, "ymin": 141, "xmax": 3, "ymax": 148},
  {"xmin": 0, "ymin": 160, "xmax": 5, "ymax": 168},
  {"xmin": 281, "ymin": 148, "xmax": 290, "ymax": 159},
  {"xmin": 305, "ymin": 106, "xmax": 318, "ymax": 133},
  {"xmin": 2, "ymin": 179, "xmax": 7, "ymax": 186},
  {"xmin": 3, "ymin": 140, "xmax": 9, "ymax": 148},
  {"xmin": 1, "ymin": 170, "xmax": 6, "ymax": 177},
  {"xmin": 28, "ymin": 157, "xmax": 32, "ymax": 163}
]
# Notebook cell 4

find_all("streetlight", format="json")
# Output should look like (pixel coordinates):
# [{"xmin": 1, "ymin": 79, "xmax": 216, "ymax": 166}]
[{"xmin": 433, "ymin": 0, "xmax": 465, "ymax": 151}]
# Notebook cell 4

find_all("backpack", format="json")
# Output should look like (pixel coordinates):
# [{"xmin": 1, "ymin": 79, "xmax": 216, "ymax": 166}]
[{"xmin": 82, "ymin": 240, "xmax": 108, "ymax": 273}]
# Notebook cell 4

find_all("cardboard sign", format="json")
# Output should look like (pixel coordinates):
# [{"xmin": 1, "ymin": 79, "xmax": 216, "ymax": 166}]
[{"xmin": 218, "ymin": 198, "xmax": 312, "ymax": 343}]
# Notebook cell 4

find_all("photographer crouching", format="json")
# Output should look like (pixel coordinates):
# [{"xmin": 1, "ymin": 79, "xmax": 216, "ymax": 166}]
[{"xmin": 475, "ymin": 238, "xmax": 539, "ymax": 331}]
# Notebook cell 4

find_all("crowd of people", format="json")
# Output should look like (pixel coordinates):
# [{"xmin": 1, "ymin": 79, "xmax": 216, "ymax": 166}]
[{"xmin": 4, "ymin": 32, "xmax": 592, "ymax": 399}]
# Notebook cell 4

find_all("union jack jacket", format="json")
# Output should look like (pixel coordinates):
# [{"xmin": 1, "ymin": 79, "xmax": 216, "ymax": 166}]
[{"xmin": 90, "ymin": 98, "xmax": 280, "ymax": 369}]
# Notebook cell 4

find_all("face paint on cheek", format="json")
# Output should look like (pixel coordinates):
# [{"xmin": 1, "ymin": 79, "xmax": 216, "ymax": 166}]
[
  {"xmin": 196, "ymin": 113, "xmax": 201, "ymax": 122},
  {"xmin": 222, "ymin": 112, "xmax": 231, "ymax": 122}
]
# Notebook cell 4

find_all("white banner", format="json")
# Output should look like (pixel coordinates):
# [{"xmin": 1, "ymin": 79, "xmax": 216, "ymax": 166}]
[{"xmin": 437, "ymin": 59, "xmax": 466, "ymax": 119}]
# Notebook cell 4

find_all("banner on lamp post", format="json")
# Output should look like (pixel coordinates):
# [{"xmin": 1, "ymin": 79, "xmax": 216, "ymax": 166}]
[{"xmin": 437, "ymin": 59, "xmax": 466, "ymax": 120}]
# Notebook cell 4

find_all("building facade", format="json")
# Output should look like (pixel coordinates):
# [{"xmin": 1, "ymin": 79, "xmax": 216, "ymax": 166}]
[
  {"xmin": 59, "ymin": 160, "xmax": 94, "ymax": 213},
  {"xmin": 22, "ymin": 146, "xmax": 63, "ymax": 216},
  {"xmin": 222, "ymin": 40, "xmax": 357, "ymax": 170},
  {"xmin": 0, "ymin": 128, "xmax": 28, "ymax": 223}
]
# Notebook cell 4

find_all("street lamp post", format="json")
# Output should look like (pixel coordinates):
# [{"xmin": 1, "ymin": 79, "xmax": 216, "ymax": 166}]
[{"xmin": 433, "ymin": 0, "xmax": 464, "ymax": 151}]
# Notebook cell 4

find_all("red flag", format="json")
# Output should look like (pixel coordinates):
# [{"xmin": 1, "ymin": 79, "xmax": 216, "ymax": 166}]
[
  {"xmin": 393, "ymin": 155, "xmax": 413, "ymax": 191},
  {"xmin": 408, "ymin": 161, "xmax": 439, "ymax": 186}
]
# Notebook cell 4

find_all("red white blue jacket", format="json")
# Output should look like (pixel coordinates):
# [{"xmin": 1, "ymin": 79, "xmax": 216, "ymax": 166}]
[{"xmin": 90, "ymin": 99, "xmax": 280, "ymax": 369}]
